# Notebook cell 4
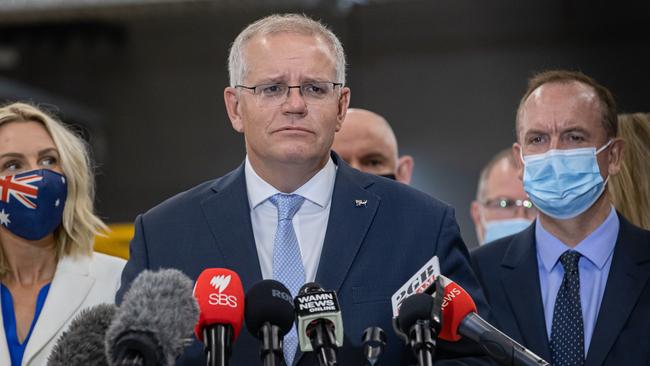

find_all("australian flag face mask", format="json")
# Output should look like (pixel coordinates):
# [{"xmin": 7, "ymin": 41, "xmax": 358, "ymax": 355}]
[{"xmin": 0, "ymin": 169, "xmax": 68, "ymax": 241}]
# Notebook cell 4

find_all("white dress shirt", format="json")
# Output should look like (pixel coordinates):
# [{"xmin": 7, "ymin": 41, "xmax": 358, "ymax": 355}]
[{"xmin": 244, "ymin": 156, "xmax": 337, "ymax": 282}]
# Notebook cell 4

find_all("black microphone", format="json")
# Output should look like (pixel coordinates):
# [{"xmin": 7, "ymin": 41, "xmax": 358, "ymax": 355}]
[
  {"xmin": 245, "ymin": 280, "xmax": 295, "ymax": 366},
  {"xmin": 294, "ymin": 282, "xmax": 344, "ymax": 366},
  {"xmin": 361, "ymin": 327, "xmax": 386, "ymax": 366},
  {"xmin": 105, "ymin": 269, "xmax": 200, "ymax": 366},
  {"xmin": 47, "ymin": 303, "xmax": 116, "ymax": 366},
  {"xmin": 395, "ymin": 293, "xmax": 440, "ymax": 366}
]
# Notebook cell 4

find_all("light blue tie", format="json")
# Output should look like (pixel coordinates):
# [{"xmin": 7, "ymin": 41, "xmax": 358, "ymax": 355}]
[{"xmin": 269, "ymin": 193, "xmax": 306, "ymax": 365}]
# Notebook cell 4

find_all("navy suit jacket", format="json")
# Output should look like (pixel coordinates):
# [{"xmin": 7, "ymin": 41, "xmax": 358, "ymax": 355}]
[
  {"xmin": 118, "ymin": 153, "xmax": 492, "ymax": 365},
  {"xmin": 470, "ymin": 214, "xmax": 650, "ymax": 366}
]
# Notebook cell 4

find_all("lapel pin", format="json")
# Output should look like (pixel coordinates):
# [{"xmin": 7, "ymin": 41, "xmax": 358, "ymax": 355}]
[{"xmin": 355, "ymin": 199, "xmax": 368, "ymax": 207}]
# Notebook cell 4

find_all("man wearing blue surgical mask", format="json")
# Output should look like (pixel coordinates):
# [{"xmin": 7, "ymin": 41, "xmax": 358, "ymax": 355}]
[
  {"xmin": 470, "ymin": 148, "xmax": 537, "ymax": 245},
  {"xmin": 471, "ymin": 70, "xmax": 650, "ymax": 366}
]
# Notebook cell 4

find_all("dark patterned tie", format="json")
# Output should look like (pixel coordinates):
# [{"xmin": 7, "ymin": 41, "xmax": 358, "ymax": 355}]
[{"xmin": 550, "ymin": 250, "xmax": 585, "ymax": 366}]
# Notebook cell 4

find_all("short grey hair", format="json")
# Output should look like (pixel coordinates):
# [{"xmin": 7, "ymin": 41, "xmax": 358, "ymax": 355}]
[{"xmin": 227, "ymin": 13, "xmax": 346, "ymax": 87}]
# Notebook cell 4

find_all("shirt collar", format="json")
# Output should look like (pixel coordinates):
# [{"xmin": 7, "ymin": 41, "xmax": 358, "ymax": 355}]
[
  {"xmin": 244, "ymin": 155, "xmax": 337, "ymax": 210},
  {"xmin": 536, "ymin": 206, "xmax": 619, "ymax": 272}
]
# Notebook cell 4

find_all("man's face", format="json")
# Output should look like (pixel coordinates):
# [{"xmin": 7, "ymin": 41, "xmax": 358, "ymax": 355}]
[
  {"xmin": 514, "ymin": 81, "xmax": 614, "ymax": 180},
  {"xmin": 332, "ymin": 109, "xmax": 413, "ymax": 184},
  {"xmin": 333, "ymin": 112, "xmax": 397, "ymax": 174},
  {"xmin": 224, "ymin": 33, "xmax": 350, "ymax": 171},
  {"xmin": 512, "ymin": 80, "xmax": 624, "ymax": 222},
  {"xmin": 470, "ymin": 157, "xmax": 536, "ymax": 243}
]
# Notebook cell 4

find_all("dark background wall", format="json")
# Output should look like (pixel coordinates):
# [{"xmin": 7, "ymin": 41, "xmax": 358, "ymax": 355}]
[{"xmin": 1, "ymin": 0, "xmax": 648, "ymax": 248}]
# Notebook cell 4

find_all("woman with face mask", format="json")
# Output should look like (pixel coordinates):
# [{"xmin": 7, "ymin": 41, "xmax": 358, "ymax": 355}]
[{"xmin": 0, "ymin": 102, "xmax": 125, "ymax": 366}]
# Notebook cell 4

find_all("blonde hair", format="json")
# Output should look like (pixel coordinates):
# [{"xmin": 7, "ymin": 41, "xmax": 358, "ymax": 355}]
[
  {"xmin": 228, "ymin": 13, "xmax": 346, "ymax": 86},
  {"xmin": 609, "ymin": 113, "xmax": 650, "ymax": 230},
  {"xmin": 0, "ymin": 102, "xmax": 107, "ymax": 276}
]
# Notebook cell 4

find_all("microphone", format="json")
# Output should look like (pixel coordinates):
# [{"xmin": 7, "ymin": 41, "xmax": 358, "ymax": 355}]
[
  {"xmin": 105, "ymin": 268, "xmax": 199, "ymax": 366},
  {"xmin": 436, "ymin": 275, "xmax": 550, "ymax": 366},
  {"xmin": 193, "ymin": 268, "xmax": 245, "ymax": 366},
  {"xmin": 395, "ymin": 293, "xmax": 439, "ymax": 366},
  {"xmin": 245, "ymin": 280, "xmax": 295, "ymax": 366},
  {"xmin": 361, "ymin": 327, "xmax": 386, "ymax": 366},
  {"xmin": 47, "ymin": 303, "xmax": 116, "ymax": 366},
  {"xmin": 294, "ymin": 282, "xmax": 344, "ymax": 366}
]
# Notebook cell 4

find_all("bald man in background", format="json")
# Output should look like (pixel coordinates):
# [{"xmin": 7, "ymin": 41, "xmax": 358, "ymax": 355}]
[
  {"xmin": 470, "ymin": 148, "xmax": 537, "ymax": 245},
  {"xmin": 332, "ymin": 108, "xmax": 414, "ymax": 184}
]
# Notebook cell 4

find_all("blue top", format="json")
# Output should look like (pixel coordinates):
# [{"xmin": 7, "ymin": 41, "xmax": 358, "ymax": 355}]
[
  {"xmin": 1, "ymin": 282, "xmax": 51, "ymax": 366},
  {"xmin": 536, "ymin": 206, "xmax": 619, "ymax": 356}
]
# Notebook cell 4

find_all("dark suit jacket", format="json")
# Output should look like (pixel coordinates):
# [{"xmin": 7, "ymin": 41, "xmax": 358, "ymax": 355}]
[
  {"xmin": 117, "ymin": 153, "xmax": 492, "ymax": 365},
  {"xmin": 470, "ymin": 214, "xmax": 650, "ymax": 366}
]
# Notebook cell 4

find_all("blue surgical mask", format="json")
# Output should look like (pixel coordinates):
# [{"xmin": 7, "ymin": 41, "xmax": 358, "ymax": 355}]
[
  {"xmin": 521, "ymin": 140, "xmax": 612, "ymax": 220},
  {"xmin": 0, "ymin": 169, "xmax": 68, "ymax": 240},
  {"xmin": 482, "ymin": 218, "xmax": 533, "ymax": 245}
]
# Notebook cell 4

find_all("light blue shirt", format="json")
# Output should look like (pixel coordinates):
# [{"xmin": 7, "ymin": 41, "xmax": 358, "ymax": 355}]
[
  {"xmin": 244, "ymin": 156, "xmax": 337, "ymax": 283},
  {"xmin": 536, "ymin": 206, "xmax": 619, "ymax": 356}
]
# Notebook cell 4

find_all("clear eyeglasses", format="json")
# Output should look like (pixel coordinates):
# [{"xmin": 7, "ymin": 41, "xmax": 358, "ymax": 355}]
[
  {"xmin": 481, "ymin": 197, "xmax": 537, "ymax": 219},
  {"xmin": 235, "ymin": 82, "xmax": 343, "ymax": 107}
]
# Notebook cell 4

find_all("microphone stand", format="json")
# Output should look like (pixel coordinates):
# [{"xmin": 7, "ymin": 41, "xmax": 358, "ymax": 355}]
[
  {"xmin": 307, "ymin": 321, "xmax": 338, "ymax": 366},
  {"xmin": 410, "ymin": 277, "xmax": 443, "ymax": 366},
  {"xmin": 259, "ymin": 323, "xmax": 285, "ymax": 366},
  {"xmin": 409, "ymin": 320, "xmax": 435, "ymax": 366},
  {"xmin": 204, "ymin": 325, "xmax": 233, "ymax": 366},
  {"xmin": 362, "ymin": 327, "xmax": 386, "ymax": 366}
]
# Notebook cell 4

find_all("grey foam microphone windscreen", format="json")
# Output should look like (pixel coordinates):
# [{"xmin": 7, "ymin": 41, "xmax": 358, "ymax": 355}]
[
  {"xmin": 47, "ymin": 303, "xmax": 117, "ymax": 366},
  {"xmin": 105, "ymin": 268, "xmax": 200, "ymax": 366}
]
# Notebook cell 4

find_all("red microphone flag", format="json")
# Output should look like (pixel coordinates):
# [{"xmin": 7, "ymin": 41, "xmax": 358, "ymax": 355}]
[{"xmin": 193, "ymin": 268, "xmax": 245, "ymax": 341}]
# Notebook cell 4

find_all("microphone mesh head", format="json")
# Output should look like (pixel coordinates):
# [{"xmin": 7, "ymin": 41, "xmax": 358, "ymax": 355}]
[
  {"xmin": 245, "ymin": 280, "xmax": 295, "ymax": 337},
  {"xmin": 298, "ymin": 282, "xmax": 322, "ymax": 295},
  {"xmin": 397, "ymin": 293, "xmax": 434, "ymax": 333},
  {"xmin": 47, "ymin": 303, "xmax": 116, "ymax": 366},
  {"xmin": 105, "ymin": 268, "xmax": 199, "ymax": 366}
]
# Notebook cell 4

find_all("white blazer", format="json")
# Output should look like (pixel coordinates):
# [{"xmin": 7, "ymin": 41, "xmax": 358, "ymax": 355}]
[{"xmin": 0, "ymin": 252, "xmax": 125, "ymax": 366}]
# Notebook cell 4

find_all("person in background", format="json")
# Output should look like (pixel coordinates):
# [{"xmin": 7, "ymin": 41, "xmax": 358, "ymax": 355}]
[
  {"xmin": 609, "ymin": 112, "xmax": 650, "ymax": 230},
  {"xmin": 0, "ymin": 102, "xmax": 125, "ymax": 366},
  {"xmin": 471, "ymin": 70, "xmax": 650, "ymax": 366},
  {"xmin": 118, "ymin": 13, "xmax": 490, "ymax": 366},
  {"xmin": 332, "ymin": 108, "xmax": 414, "ymax": 184},
  {"xmin": 470, "ymin": 148, "xmax": 536, "ymax": 245}
]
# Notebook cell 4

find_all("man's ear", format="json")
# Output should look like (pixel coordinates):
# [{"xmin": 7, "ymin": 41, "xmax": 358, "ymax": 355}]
[
  {"xmin": 335, "ymin": 87, "xmax": 351, "ymax": 132},
  {"xmin": 224, "ymin": 87, "xmax": 244, "ymax": 133},
  {"xmin": 606, "ymin": 137, "xmax": 625, "ymax": 176},
  {"xmin": 470, "ymin": 200, "xmax": 485, "ymax": 244},
  {"xmin": 396, "ymin": 155, "xmax": 414, "ymax": 184},
  {"xmin": 512, "ymin": 143, "xmax": 524, "ymax": 181}
]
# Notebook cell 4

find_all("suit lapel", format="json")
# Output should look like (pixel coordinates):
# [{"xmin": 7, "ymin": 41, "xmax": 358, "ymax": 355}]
[
  {"xmin": 200, "ymin": 164, "xmax": 263, "ymax": 290},
  {"xmin": 315, "ymin": 160, "xmax": 379, "ymax": 293},
  {"xmin": 499, "ymin": 223, "xmax": 552, "ymax": 362},
  {"xmin": 22, "ymin": 255, "xmax": 95, "ymax": 365},
  {"xmin": 586, "ymin": 216, "xmax": 650, "ymax": 366},
  {"xmin": 295, "ymin": 158, "xmax": 379, "ymax": 365}
]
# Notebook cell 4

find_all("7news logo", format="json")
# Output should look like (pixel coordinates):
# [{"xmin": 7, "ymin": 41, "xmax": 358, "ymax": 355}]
[{"xmin": 208, "ymin": 274, "xmax": 238, "ymax": 308}]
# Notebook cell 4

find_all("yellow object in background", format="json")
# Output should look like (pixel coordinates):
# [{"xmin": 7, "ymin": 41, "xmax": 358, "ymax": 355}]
[{"xmin": 94, "ymin": 223, "xmax": 133, "ymax": 259}]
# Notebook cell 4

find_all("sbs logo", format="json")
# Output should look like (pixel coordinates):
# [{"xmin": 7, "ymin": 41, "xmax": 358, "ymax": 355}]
[{"xmin": 208, "ymin": 274, "xmax": 238, "ymax": 308}]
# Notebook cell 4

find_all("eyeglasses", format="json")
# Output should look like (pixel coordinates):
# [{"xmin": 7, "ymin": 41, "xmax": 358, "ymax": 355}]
[
  {"xmin": 481, "ymin": 197, "xmax": 537, "ymax": 218},
  {"xmin": 235, "ymin": 82, "xmax": 343, "ymax": 107}
]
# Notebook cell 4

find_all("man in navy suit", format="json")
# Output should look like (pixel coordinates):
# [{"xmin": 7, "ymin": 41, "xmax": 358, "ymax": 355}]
[
  {"xmin": 118, "ymin": 13, "xmax": 491, "ymax": 365},
  {"xmin": 471, "ymin": 70, "xmax": 650, "ymax": 366}
]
